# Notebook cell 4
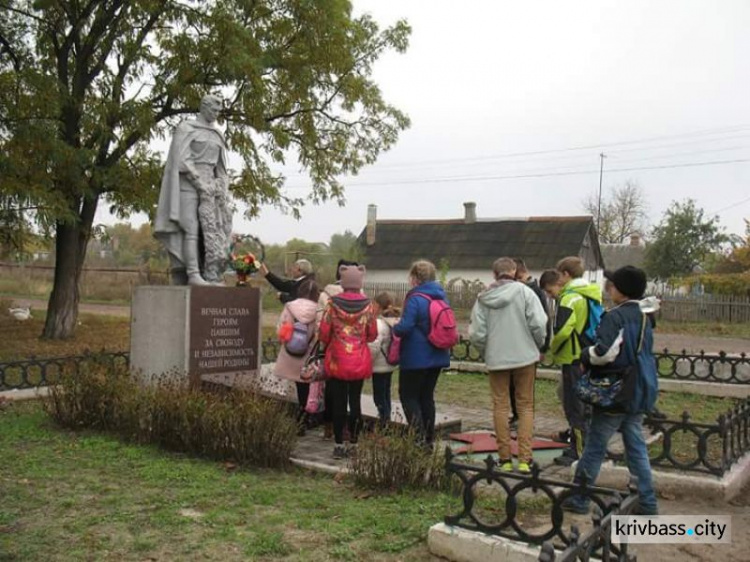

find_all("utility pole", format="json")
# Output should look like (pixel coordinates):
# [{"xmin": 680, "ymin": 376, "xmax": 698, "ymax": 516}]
[{"xmin": 597, "ymin": 152, "xmax": 607, "ymax": 235}]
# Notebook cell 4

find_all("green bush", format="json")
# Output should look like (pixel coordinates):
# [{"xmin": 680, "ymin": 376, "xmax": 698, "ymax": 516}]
[
  {"xmin": 671, "ymin": 273, "xmax": 750, "ymax": 296},
  {"xmin": 349, "ymin": 426, "xmax": 454, "ymax": 492},
  {"xmin": 43, "ymin": 359, "xmax": 298, "ymax": 469}
]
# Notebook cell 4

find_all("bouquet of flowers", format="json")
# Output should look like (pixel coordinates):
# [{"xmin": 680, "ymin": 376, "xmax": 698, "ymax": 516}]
[{"xmin": 228, "ymin": 234, "xmax": 265, "ymax": 285}]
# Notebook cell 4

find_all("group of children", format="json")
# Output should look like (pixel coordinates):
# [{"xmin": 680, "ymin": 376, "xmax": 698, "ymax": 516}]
[
  {"xmin": 269, "ymin": 254, "xmax": 661, "ymax": 515},
  {"xmin": 272, "ymin": 258, "xmax": 452, "ymax": 460}
]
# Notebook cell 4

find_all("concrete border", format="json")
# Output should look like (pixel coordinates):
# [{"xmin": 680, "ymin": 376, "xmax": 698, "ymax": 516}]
[
  {"xmin": 449, "ymin": 362, "xmax": 750, "ymax": 398},
  {"xmin": 0, "ymin": 387, "xmax": 50, "ymax": 401},
  {"xmin": 428, "ymin": 523, "xmax": 550, "ymax": 562},
  {"xmin": 574, "ymin": 451, "xmax": 750, "ymax": 502},
  {"xmin": 290, "ymin": 457, "xmax": 346, "ymax": 476}
]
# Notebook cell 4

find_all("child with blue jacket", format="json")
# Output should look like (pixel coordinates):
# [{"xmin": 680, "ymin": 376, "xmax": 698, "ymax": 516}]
[{"xmin": 563, "ymin": 265, "xmax": 659, "ymax": 516}]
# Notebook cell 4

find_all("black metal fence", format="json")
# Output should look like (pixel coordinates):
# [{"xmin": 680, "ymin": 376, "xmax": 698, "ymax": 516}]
[
  {"xmin": 601, "ymin": 397, "xmax": 750, "ymax": 477},
  {"xmin": 444, "ymin": 449, "xmax": 638, "ymax": 560},
  {"xmin": 537, "ymin": 501, "xmax": 638, "ymax": 562},
  {"xmin": 450, "ymin": 337, "xmax": 750, "ymax": 385},
  {"xmin": 0, "ymin": 351, "xmax": 130, "ymax": 390}
]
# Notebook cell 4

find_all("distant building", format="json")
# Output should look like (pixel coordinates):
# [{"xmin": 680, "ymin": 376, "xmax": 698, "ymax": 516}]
[
  {"xmin": 600, "ymin": 234, "xmax": 646, "ymax": 271},
  {"xmin": 357, "ymin": 202, "xmax": 604, "ymax": 285}
]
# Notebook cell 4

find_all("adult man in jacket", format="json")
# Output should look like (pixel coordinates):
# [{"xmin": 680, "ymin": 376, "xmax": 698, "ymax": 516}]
[
  {"xmin": 469, "ymin": 258, "xmax": 548, "ymax": 473},
  {"xmin": 549, "ymin": 256, "xmax": 603, "ymax": 466},
  {"xmin": 260, "ymin": 259, "xmax": 316, "ymax": 304}
]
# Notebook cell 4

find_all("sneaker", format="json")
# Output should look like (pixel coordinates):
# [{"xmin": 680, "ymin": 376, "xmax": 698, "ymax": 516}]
[
  {"xmin": 517, "ymin": 461, "xmax": 531, "ymax": 474},
  {"xmin": 553, "ymin": 446, "xmax": 578, "ymax": 466},
  {"xmin": 649, "ymin": 408, "xmax": 668, "ymax": 420},
  {"xmin": 562, "ymin": 497, "xmax": 590, "ymax": 514},
  {"xmin": 634, "ymin": 504, "xmax": 659, "ymax": 516},
  {"xmin": 332, "ymin": 445, "xmax": 346, "ymax": 459},
  {"xmin": 556, "ymin": 429, "xmax": 571, "ymax": 443},
  {"xmin": 499, "ymin": 460, "xmax": 514, "ymax": 473}
]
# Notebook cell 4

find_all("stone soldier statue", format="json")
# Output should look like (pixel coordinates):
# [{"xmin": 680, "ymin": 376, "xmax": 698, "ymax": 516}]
[{"xmin": 154, "ymin": 94, "xmax": 232, "ymax": 285}]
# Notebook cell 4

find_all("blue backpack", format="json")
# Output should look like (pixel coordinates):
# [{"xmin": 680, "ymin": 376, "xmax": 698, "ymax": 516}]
[
  {"xmin": 562, "ymin": 289, "xmax": 603, "ymax": 347},
  {"xmin": 580, "ymin": 296, "xmax": 604, "ymax": 347}
]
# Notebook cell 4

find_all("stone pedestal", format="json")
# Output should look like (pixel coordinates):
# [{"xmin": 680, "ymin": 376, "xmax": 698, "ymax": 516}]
[{"xmin": 130, "ymin": 285, "xmax": 261, "ymax": 384}]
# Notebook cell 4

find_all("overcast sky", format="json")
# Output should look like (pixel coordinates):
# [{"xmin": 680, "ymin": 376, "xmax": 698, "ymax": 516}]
[{"xmin": 107, "ymin": 0, "xmax": 750, "ymax": 245}]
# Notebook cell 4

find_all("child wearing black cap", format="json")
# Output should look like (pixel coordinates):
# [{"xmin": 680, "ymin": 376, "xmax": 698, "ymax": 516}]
[{"xmin": 563, "ymin": 265, "xmax": 660, "ymax": 515}]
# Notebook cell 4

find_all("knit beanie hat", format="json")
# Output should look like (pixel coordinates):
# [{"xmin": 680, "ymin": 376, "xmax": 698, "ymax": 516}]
[
  {"xmin": 604, "ymin": 266, "xmax": 647, "ymax": 300},
  {"xmin": 339, "ymin": 264, "xmax": 366, "ymax": 291}
]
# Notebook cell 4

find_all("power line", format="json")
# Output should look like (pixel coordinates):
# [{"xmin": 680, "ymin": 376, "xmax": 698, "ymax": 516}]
[
  {"xmin": 282, "ymin": 157, "xmax": 750, "ymax": 190},
  {"xmin": 710, "ymin": 196, "xmax": 750, "ymax": 216},
  {"xmin": 273, "ymin": 124, "xmax": 750, "ymax": 175},
  {"xmin": 273, "ymin": 131, "xmax": 750, "ymax": 180}
]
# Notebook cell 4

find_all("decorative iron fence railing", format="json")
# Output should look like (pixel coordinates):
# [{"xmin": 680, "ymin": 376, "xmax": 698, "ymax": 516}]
[
  {"xmin": 0, "ymin": 351, "xmax": 130, "ymax": 390},
  {"xmin": 537, "ymin": 503, "xmax": 638, "ymax": 562},
  {"xmin": 450, "ymin": 337, "xmax": 750, "ymax": 385},
  {"xmin": 602, "ymin": 399, "xmax": 750, "ymax": 477},
  {"xmin": 444, "ymin": 449, "xmax": 638, "ymax": 560}
]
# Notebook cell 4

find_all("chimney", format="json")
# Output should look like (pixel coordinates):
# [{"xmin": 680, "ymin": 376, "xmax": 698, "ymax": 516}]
[
  {"xmin": 630, "ymin": 233, "xmax": 641, "ymax": 247},
  {"xmin": 464, "ymin": 201, "xmax": 477, "ymax": 224},
  {"xmin": 366, "ymin": 204, "xmax": 377, "ymax": 246}
]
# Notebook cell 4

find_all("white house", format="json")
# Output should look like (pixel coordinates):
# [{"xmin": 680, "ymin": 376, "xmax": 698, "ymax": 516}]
[{"xmin": 357, "ymin": 202, "xmax": 604, "ymax": 286}]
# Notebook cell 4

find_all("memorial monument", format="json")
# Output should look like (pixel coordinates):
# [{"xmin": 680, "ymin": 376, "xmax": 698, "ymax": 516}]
[
  {"xmin": 153, "ymin": 94, "xmax": 232, "ymax": 286},
  {"xmin": 131, "ymin": 95, "xmax": 261, "ymax": 385}
]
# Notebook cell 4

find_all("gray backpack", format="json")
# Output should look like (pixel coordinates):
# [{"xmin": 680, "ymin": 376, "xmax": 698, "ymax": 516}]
[{"xmin": 285, "ymin": 315, "xmax": 310, "ymax": 357}]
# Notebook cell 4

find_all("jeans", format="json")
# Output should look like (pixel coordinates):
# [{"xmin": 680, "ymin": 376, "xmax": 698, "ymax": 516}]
[
  {"xmin": 398, "ymin": 368, "xmax": 441, "ymax": 445},
  {"xmin": 328, "ymin": 378, "xmax": 364, "ymax": 445},
  {"xmin": 489, "ymin": 364, "xmax": 536, "ymax": 463},
  {"xmin": 568, "ymin": 409, "xmax": 658, "ymax": 513},
  {"xmin": 372, "ymin": 372, "xmax": 393, "ymax": 426}
]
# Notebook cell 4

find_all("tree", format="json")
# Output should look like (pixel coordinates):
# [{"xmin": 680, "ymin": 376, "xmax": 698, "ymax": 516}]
[
  {"xmin": 712, "ymin": 219, "xmax": 750, "ymax": 273},
  {"xmin": 101, "ymin": 222, "xmax": 167, "ymax": 267},
  {"xmin": 643, "ymin": 199, "xmax": 728, "ymax": 279},
  {"xmin": 328, "ymin": 230, "xmax": 361, "ymax": 262},
  {"xmin": 583, "ymin": 180, "xmax": 647, "ymax": 244},
  {"xmin": 0, "ymin": 0, "xmax": 410, "ymax": 338}
]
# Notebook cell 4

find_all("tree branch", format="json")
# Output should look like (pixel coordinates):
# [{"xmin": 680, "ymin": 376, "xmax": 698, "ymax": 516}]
[{"xmin": 0, "ymin": 32, "xmax": 20, "ymax": 71}]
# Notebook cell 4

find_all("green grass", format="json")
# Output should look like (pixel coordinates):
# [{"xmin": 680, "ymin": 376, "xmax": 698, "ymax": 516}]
[
  {"xmin": 0, "ymin": 401, "xmax": 459, "ymax": 561},
  {"xmin": 431, "ymin": 371, "xmax": 738, "ymax": 425}
]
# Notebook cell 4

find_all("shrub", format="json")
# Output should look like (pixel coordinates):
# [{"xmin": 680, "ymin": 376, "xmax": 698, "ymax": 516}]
[
  {"xmin": 671, "ymin": 273, "xmax": 750, "ymax": 297},
  {"xmin": 349, "ymin": 426, "xmax": 454, "ymax": 492},
  {"xmin": 44, "ymin": 360, "xmax": 298, "ymax": 469}
]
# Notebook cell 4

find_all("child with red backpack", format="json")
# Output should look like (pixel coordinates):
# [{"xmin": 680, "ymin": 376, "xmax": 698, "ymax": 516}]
[
  {"xmin": 393, "ymin": 260, "xmax": 459, "ymax": 448},
  {"xmin": 368, "ymin": 292, "xmax": 401, "ymax": 428},
  {"xmin": 319, "ymin": 264, "xmax": 378, "ymax": 459}
]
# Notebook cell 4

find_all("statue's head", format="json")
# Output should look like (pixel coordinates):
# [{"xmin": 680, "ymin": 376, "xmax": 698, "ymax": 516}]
[{"xmin": 199, "ymin": 95, "xmax": 222, "ymax": 124}]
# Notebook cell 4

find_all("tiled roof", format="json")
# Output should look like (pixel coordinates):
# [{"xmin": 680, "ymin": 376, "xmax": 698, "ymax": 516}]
[
  {"xmin": 358, "ymin": 216, "xmax": 602, "ymax": 270},
  {"xmin": 600, "ymin": 243, "xmax": 646, "ymax": 271}
]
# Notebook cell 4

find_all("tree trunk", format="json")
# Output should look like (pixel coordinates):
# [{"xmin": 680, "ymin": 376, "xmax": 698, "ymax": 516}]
[
  {"xmin": 42, "ymin": 223, "xmax": 85, "ymax": 339},
  {"xmin": 42, "ymin": 197, "xmax": 98, "ymax": 340}
]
